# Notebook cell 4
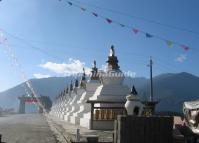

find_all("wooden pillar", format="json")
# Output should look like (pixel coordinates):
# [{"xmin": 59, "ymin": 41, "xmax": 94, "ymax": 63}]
[{"xmin": 90, "ymin": 103, "xmax": 94, "ymax": 130}]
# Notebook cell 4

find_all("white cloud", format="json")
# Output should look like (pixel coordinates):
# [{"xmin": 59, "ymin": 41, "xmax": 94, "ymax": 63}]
[
  {"xmin": 99, "ymin": 64, "xmax": 107, "ymax": 71},
  {"xmin": 39, "ymin": 58, "xmax": 90, "ymax": 75},
  {"xmin": 176, "ymin": 54, "xmax": 187, "ymax": 63},
  {"xmin": 33, "ymin": 73, "xmax": 51, "ymax": 79}
]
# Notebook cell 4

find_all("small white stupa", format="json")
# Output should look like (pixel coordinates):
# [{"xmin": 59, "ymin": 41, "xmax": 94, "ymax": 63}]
[
  {"xmin": 125, "ymin": 86, "xmax": 143, "ymax": 116},
  {"xmin": 60, "ymin": 81, "xmax": 76, "ymax": 119},
  {"xmin": 55, "ymin": 90, "xmax": 67, "ymax": 118},
  {"xmin": 70, "ymin": 60, "xmax": 101, "ymax": 124},
  {"xmin": 57, "ymin": 87, "xmax": 69, "ymax": 118},
  {"xmin": 63, "ymin": 71, "xmax": 86, "ymax": 121}
]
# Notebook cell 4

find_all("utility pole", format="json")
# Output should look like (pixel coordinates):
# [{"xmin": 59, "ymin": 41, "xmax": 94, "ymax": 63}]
[
  {"xmin": 142, "ymin": 57, "xmax": 158, "ymax": 116},
  {"xmin": 149, "ymin": 56, "xmax": 153, "ymax": 102}
]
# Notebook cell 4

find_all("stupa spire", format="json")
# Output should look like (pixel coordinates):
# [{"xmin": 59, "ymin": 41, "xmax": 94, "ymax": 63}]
[
  {"xmin": 106, "ymin": 45, "xmax": 120, "ymax": 70},
  {"xmin": 82, "ymin": 68, "xmax": 86, "ymax": 81},
  {"xmin": 91, "ymin": 60, "xmax": 99, "ymax": 80},
  {"xmin": 131, "ymin": 86, "xmax": 138, "ymax": 95},
  {"xmin": 66, "ymin": 86, "xmax": 69, "ymax": 94},
  {"xmin": 70, "ymin": 80, "xmax": 73, "ymax": 91},
  {"xmin": 80, "ymin": 68, "xmax": 86, "ymax": 88}
]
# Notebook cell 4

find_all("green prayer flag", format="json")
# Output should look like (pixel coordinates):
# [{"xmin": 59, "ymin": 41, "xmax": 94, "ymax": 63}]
[{"xmin": 166, "ymin": 40, "xmax": 173, "ymax": 48}]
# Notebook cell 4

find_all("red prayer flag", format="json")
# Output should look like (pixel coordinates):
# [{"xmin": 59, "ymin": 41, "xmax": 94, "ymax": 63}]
[
  {"xmin": 106, "ymin": 18, "xmax": 112, "ymax": 24},
  {"xmin": 132, "ymin": 28, "xmax": 139, "ymax": 34}
]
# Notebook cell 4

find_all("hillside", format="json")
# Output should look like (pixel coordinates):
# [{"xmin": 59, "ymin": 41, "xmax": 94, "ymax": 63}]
[{"xmin": 0, "ymin": 72, "xmax": 199, "ymax": 113}]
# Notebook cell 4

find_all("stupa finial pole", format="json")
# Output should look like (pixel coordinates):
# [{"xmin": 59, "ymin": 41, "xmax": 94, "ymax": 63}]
[
  {"xmin": 107, "ymin": 45, "xmax": 120, "ymax": 70},
  {"xmin": 93, "ymin": 60, "xmax": 96, "ymax": 68},
  {"xmin": 110, "ymin": 45, "xmax": 115, "ymax": 56}
]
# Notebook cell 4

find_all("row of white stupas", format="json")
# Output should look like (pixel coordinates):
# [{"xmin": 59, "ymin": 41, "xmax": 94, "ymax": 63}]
[{"xmin": 49, "ymin": 45, "xmax": 144, "ymax": 129}]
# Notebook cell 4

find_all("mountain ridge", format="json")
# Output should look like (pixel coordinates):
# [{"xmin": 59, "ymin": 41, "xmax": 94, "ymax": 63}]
[{"xmin": 0, "ymin": 72, "xmax": 198, "ymax": 113}]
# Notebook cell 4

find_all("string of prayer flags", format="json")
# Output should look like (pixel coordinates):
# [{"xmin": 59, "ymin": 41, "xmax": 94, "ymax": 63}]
[
  {"xmin": 60, "ymin": 0, "xmax": 191, "ymax": 52},
  {"xmin": 106, "ymin": 18, "xmax": 112, "ymax": 24},
  {"xmin": 132, "ymin": 28, "xmax": 139, "ymax": 34},
  {"xmin": 166, "ymin": 40, "xmax": 173, "ymax": 48}
]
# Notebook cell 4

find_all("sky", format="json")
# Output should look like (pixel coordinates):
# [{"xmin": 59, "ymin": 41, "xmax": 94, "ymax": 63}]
[{"xmin": 0, "ymin": 0, "xmax": 199, "ymax": 92}]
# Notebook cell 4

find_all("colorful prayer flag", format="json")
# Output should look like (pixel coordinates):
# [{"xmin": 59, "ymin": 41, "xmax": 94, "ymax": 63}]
[
  {"xmin": 119, "ymin": 24, "xmax": 125, "ymax": 27},
  {"xmin": 146, "ymin": 33, "xmax": 153, "ymax": 38},
  {"xmin": 81, "ymin": 7, "xmax": 86, "ymax": 11},
  {"xmin": 132, "ymin": 28, "xmax": 139, "ymax": 34},
  {"xmin": 181, "ymin": 45, "xmax": 190, "ymax": 51},
  {"xmin": 166, "ymin": 40, "xmax": 173, "ymax": 48},
  {"xmin": 67, "ymin": 1, "xmax": 72, "ymax": 6},
  {"xmin": 106, "ymin": 18, "xmax": 112, "ymax": 24},
  {"xmin": 92, "ymin": 12, "xmax": 98, "ymax": 17}
]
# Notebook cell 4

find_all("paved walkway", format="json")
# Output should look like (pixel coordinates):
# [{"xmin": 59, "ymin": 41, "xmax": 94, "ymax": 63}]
[
  {"xmin": 47, "ymin": 115, "xmax": 113, "ymax": 142},
  {"xmin": 0, "ymin": 114, "xmax": 57, "ymax": 143}
]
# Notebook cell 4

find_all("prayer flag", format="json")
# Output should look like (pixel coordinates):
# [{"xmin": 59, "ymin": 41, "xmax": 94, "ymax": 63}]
[
  {"xmin": 181, "ymin": 45, "xmax": 190, "ymax": 51},
  {"xmin": 146, "ymin": 33, "xmax": 153, "ymax": 38},
  {"xmin": 132, "ymin": 28, "xmax": 139, "ymax": 34},
  {"xmin": 68, "ymin": 1, "xmax": 72, "ymax": 6},
  {"xmin": 81, "ymin": 7, "xmax": 86, "ymax": 11},
  {"xmin": 166, "ymin": 40, "xmax": 173, "ymax": 48},
  {"xmin": 92, "ymin": 12, "xmax": 98, "ymax": 17},
  {"xmin": 106, "ymin": 18, "xmax": 112, "ymax": 24},
  {"xmin": 119, "ymin": 24, "xmax": 125, "ymax": 27}
]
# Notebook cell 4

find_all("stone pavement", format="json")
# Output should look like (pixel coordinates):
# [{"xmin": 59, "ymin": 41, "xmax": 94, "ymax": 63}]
[
  {"xmin": 0, "ymin": 114, "xmax": 57, "ymax": 143},
  {"xmin": 46, "ymin": 115, "xmax": 113, "ymax": 142}
]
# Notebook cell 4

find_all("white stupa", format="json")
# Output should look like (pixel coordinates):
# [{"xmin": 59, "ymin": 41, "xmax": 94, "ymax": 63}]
[
  {"xmin": 80, "ymin": 45, "xmax": 130, "ymax": 129},
  {"xmin": 63, "ymin": 70, "xmax": 86, "ymax": 121},
  {"xmin": 55, "ymin": 90, "xmax": 68, "ymax": 118},
  {"xmin": 89, "ymin": 45, "xmax": 130, "ymax": 102},
  {"xmin": 125, "ymin": 86, "xmax": 143, "ymax": 116},
  {"xmin": 70, "ymin": 60, "xmax": 101, "ymax": 124},
  {"xmin": 60, "ymin": 82, "xmax": 76, "ymax": 119}
]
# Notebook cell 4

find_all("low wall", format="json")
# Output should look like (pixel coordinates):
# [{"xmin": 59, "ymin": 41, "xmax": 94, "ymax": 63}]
[{"xmin": 114, "ymin": 115, "xmax": 174, "ymax": 143}]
